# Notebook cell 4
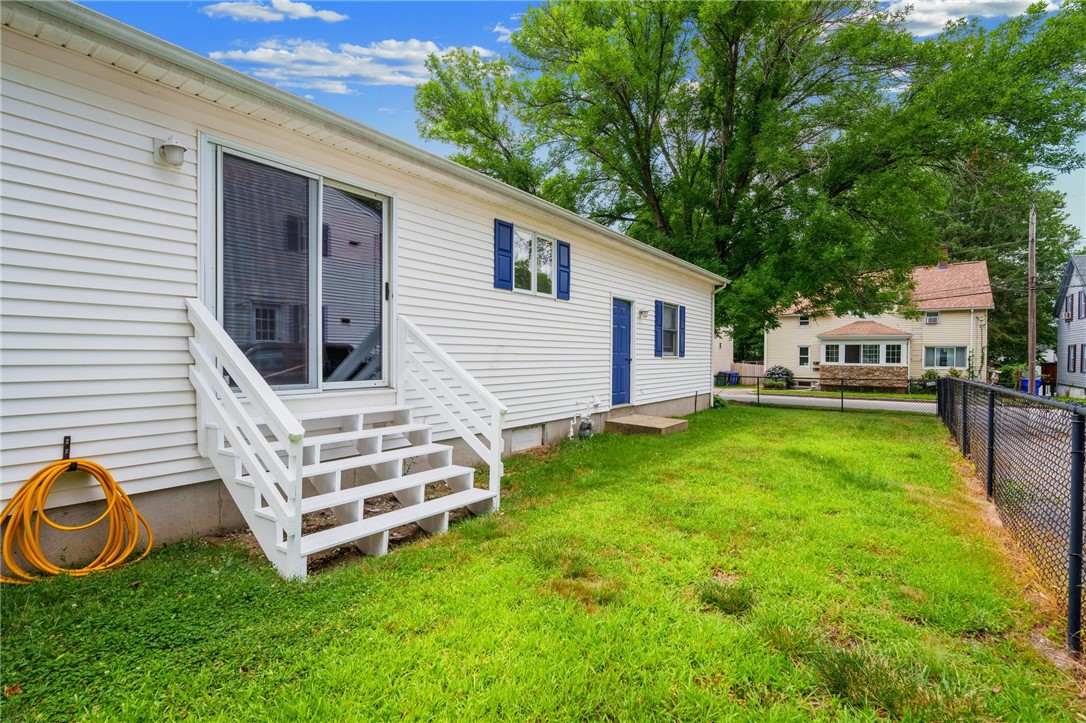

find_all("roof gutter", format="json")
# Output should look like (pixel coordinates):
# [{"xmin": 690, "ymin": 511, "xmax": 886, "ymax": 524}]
[{"xmin": 10, "ymin": 0, "xmax": 727, "ymax": 286}]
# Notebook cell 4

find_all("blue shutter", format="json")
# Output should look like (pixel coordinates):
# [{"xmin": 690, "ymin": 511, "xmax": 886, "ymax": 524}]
[
  {"xmin": 494, "ymin": 219, "xmax": 513, "ymax": 290},
  {"xmin": 654, "ymin": 300, "xmax": 663, "ymax": 357},
  {"xmin": 679, "ymin": 305, "xmax": 686, "ymax": 357},
  {"xmin": 556, "ymin": 241, "xmax": 571, "ymax": 300}
]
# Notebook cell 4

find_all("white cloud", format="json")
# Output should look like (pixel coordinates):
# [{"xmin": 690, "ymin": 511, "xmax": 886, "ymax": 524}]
[
  {"xmin": 209, "ymin": 38, "xmax": 494, "ymax": 89},
  {"xmin": 886, "ymin": 0, "xmax": 1059, "ymax": 37},
  {"xmin": 493, "ymin": 23, "xmax": 514, "ymax": 42},
  {"xmin": 201, "ymin": 0, "xmax": 349, "ymax": 23}
]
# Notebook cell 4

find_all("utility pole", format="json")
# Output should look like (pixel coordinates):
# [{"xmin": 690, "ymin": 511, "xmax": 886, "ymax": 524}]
[{"xmin": 1028, "ymin": 204, "xmax": 1037, "ymax": 394}]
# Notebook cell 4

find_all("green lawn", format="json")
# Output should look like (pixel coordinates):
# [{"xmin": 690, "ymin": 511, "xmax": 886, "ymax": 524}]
[{"xmin": 2, "ymin": 407, "xmax": 1079, "ymax": 721}]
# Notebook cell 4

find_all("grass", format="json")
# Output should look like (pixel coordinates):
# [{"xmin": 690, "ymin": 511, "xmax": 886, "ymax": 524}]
[{"xmin": 2, "ymin": 406, "xmax": 1081, "ymax": 721}]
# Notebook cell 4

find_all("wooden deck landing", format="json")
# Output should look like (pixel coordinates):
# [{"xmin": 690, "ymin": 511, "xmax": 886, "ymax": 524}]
[{"xmin": 604, "ymin": 414, "xmax": 688, "ymax": 436}]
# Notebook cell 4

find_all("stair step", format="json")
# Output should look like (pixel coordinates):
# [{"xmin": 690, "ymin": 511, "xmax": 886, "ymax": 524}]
[
  {"xmin": 301, "ymin": 442, "xmax": 452, "ymax": 478},
  {"xmin": 232, "ymin": 442, "xmax": 451, "ymax": 485},
  {"xmin": 266, "ymin": 423, "xmax": 430, "ymax": 452},
  {"xmin": 252, "ymin": 405, "xmax": 412, "ymax": 426},
  {"xmin": 291, "ymin": 488, "xmax": 495, "ymax": 557},
  {"xmin": 253, "ymin": 464, "xmax": 475, "ymax": 519}
]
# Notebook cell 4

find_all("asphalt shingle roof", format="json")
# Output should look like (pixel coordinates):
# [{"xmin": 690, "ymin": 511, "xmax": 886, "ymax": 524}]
[{"xmin": 817, "ymin": 321, "xmax": 911, "ymax": 337}]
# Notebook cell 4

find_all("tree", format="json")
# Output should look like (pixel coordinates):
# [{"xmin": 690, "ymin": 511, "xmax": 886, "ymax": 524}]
[
  {"xmin": 415, "ymin": 1, "xmax": 1086, "ymax": 340},
  {"xmin": 936, "ymin": 164, "xmax": 1081, "ymax": 364}
]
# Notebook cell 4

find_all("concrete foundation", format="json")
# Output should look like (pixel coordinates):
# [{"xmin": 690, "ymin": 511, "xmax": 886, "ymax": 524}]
[{"xmin": 1, "ymin": 479, "xmax": 246, "ymax": 575}]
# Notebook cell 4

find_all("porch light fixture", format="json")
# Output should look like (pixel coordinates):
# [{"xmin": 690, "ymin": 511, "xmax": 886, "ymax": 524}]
[
  {"xmin": 153, "ymin": 136, "xmax": 187, "ymax": 167},
  {"xmin": 638, "ymin": 309, "xmax": 650, "ymax": 320}
]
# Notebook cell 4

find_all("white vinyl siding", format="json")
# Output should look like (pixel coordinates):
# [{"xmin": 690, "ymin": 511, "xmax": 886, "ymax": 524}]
[
  {"xmin": 0, "ymin": 24, "xmax": 716, "ymax": 508},
  {"xmin": 1056, "ymin": 268, "xmax": 1086, "ymax": 392},
  {"xmin": 1, "ymin": 36, "xmax": 212, "ymax": 508}
]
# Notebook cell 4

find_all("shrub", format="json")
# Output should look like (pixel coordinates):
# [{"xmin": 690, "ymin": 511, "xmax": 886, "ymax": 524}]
[
  {"xmin": 764, "ymin": 365, "xmax": 795, "ymax": 389},
  {"xmin": 920, "ymin": 369, "xmax": 940, "ymax": 382},
  {"xmin": 999, "ymin": 362, "xmax": 1027, "ymax": 387},
  {"xmin": 946, "ymin": 367, "xmax": 963, "ymax": 378},
  {"xmin": 762, "ymin": 380, "xmax": 786, "ymax": 389}
]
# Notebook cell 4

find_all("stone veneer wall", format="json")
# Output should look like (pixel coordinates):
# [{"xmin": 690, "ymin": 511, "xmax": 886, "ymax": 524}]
[{"xmin": 818, "ymin": 364, "xmax": 908, "ymax": 391}]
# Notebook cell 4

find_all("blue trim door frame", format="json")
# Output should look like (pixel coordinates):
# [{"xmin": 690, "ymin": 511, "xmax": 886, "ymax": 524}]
[{"xmin": 612, "ymin": 298, "xmax": 632, "ymax": 406}]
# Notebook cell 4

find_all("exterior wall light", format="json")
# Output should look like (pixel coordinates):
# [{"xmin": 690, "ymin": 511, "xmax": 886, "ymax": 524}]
[
  {"xmin": 638, "ymin": 309, "xmax": 650, "ymax": 320},
  {"xmin": 153, "ymin": 136, "xmax": 187, "ymax": 167}
]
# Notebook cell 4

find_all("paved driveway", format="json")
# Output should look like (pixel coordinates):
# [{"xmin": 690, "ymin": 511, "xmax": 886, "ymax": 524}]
[{"xmin": 714, "ymin": 388, "xmax": 937, "ymax": 415}]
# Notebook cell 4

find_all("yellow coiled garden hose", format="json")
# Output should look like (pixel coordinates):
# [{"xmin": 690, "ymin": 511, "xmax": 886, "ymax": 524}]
[{"xmin": 1, "ymin": 459, "xmax": 152, "ymax": 584}]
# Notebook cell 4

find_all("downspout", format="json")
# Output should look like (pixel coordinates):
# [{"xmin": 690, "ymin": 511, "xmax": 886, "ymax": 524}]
[
  {"xmin": 973, "ymin": 306, "xmax": 981, "ymax": 379},
  {"xmin": 711, "ymin": 283, "xmax": 729, "ymax": 404}
]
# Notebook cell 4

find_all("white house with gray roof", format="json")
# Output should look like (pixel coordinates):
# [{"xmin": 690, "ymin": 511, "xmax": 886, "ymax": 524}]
[{"xmin": 0, "ymin": 0, "xmax": 726, "ymax": 578}]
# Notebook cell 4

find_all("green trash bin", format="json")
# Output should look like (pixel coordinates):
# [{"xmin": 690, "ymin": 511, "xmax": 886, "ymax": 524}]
[{"xmin": 714, "ymin": 372, "xmax": 728, "ymax": 387}]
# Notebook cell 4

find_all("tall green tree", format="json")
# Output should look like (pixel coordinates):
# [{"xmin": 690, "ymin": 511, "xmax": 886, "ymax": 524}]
[
  {"xmin": 416, "ymin": 1, "xmax": 1086, "ymax": 340},
  {"xmin": 937, "ymin": 165, "xmax": 1081, "ymax": 364}
]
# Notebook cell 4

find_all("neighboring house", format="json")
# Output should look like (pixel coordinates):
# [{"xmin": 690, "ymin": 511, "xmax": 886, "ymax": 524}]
[
  {"xmin": 763, "ymin": 260, "xmax": 993, "ymax": 388},
  {"xmin": 712, "ymin": 330, "xmax": 734, "ymax": 375},
  {"xmin": 1052, "ymin": 256, "xmax": 1086, "ymax": 397},
  {"xmin": 0, "ymin": 1, "xmax": 725, "ymax": 578}
]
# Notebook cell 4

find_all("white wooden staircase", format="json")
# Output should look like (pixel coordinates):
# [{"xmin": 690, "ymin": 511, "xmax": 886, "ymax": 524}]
[{"xmin": 185, "ymin": 299, "xmax": 504, "ymax": 579}]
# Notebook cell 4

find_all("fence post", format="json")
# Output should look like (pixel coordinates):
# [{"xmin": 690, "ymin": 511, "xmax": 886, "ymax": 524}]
[
  {"xmin": 960, "ymin": 381, "xmax": 970, "ymax": 455},
  {"xmin": 1069, "ymin": 412, "xmax": 1084, "ymax": 656},
  {"xmin": 756, "ymin": 376, "xmax": 760, "ymax": 406},
  {"xmin": 986, "ymin": 388, "xmax": 995, "ymax": 499},
  {"xmin": 840, "ymin": 380, "xmax": 845, "ymax": 413}
]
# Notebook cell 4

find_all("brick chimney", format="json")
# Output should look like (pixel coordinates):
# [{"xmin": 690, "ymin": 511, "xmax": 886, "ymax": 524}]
[{"xmin": 938, "ymin": 245, "xmax": 949, "ymax": 270}]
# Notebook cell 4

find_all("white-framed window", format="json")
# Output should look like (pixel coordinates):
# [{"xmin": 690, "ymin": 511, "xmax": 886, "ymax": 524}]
[
  {"xmin": 799, "ymin": 315, "xmax": 810, "ymax": 326},
  {"xmin": 798, "ymin": 346, "xmax": 810, "ymax": 367},
  {"xmin": 822, "ymin": 341, "xmax": 907, "ymax": 366},
  {"xmin": 513, "ymin": 227, "xmax": 556, "ymax": 296},
  {"xmin": 253, "ymin": 304, "xmax": 281, "ymax": 342},
  {"xmin": 925, "ymin": 311, "xmax": 940, "ymax": 325},
  {"xmin": 661, "ymin": 302, "xmax": 679, "ymax": 356},
  {"xmin": 924, "ymin": 346, "xmax": 967, "ymax": 368},
  {"xmin": 213, "ymin": 145, "xmax": 388, "ymax": 389}
]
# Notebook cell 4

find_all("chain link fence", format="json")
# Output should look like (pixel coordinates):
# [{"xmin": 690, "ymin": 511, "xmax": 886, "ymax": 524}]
[
  {"xmin": 714, "ymin": 375, "xmax": 938, "ymax": 414},
  {"xmin": 939, "ymin": 377, "xmax": 1084, "ymax": 655}
]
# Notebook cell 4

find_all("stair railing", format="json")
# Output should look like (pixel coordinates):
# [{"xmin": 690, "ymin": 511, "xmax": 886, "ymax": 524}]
[
  {"xmin": 396, "ymin": 316, "xmax": 506, "ymax": 498},
  {"xmin": 186, "ymin": 299, "xmax": 305, "ymax": 573}
]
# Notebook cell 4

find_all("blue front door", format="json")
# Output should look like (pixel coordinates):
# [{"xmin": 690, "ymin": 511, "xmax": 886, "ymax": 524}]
[{"xmin": 612, "ymin": 299, "xmax": 631, "ymax": 405}]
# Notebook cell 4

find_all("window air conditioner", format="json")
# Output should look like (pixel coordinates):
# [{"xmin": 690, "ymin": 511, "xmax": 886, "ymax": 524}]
[
  {"xmin": 1065, "ymin": 311, "xmax": 1074, "ymax": 321},
  {"xmin": 925, "ymin": 316, "xmax": 938, "ymax": 325}
]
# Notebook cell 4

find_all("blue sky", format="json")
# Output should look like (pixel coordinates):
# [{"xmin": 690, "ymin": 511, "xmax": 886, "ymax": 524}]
[{"xmin": 81, "ymin": 0, "xmax": 1083, "ymax": 235}]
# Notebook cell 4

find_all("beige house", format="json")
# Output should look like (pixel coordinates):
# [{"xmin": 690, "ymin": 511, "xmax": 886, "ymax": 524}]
[{"xmin": 764, "ymin": 261, "xmax": 993, "ymax": 388}]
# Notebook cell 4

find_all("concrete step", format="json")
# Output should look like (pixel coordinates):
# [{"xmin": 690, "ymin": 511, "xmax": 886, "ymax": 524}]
[{"xmin": 604, "ymin": 414, "xmax": 688, "ymax": 436}]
